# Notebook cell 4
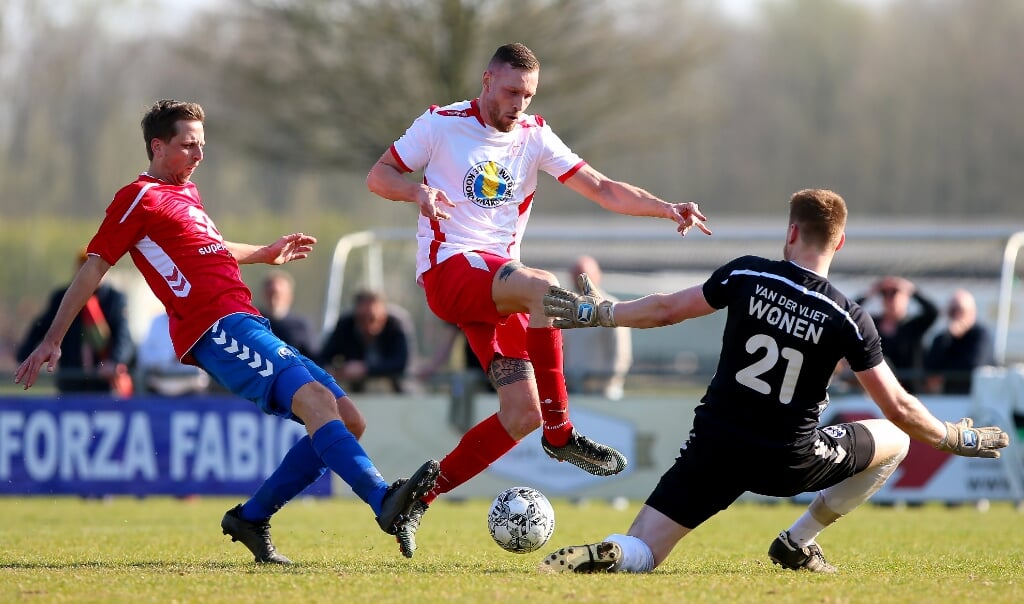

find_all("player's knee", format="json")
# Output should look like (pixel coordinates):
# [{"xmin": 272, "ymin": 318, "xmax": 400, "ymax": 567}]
[
  {"xmin": 506, "ymin": 414, "xmax": 542, "ymax": 440},
  {"xmin": 890, "ymin": 429, "xmax": 911, "ymax": 462},
  {"xmin": 497, "ymin": 401, "xmax": 542, "ymax": 439},
  {"xmin": 341, "ymin": 407, "xmax": 366, "ymax": 439},
  {"xmin": 291, "ymin": 382, "xmax": 342, "ymax": 425},
  {"xmin": 519, "ymin": 267, "xmax": 558, "ymax": 298},
  {"xmin": 533, "ymin": 268, "xmax": 559, "ymax": 291},
  {"xmin": 865, "ymin": 419, "xmax": 910, "ymax": 466}
]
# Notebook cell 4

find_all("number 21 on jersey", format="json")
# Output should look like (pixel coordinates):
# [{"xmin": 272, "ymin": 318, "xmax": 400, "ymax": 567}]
[{"xmin": 734, "ymin": 334, "xmax": 804, "ymax": 404}]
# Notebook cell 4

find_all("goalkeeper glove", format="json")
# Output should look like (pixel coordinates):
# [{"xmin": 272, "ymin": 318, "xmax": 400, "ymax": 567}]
[
  {"xmin": 934, "ymin": 417, "xmax": 1009, "ymax": 458},
  {"xmin": 543, "ymin": 273, "xmax": 617, "ymax": 329}
]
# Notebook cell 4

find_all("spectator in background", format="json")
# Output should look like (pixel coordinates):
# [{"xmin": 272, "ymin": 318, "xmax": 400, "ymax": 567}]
[
  {"xmin": 856, "ymin": 275, "xmax": 938, "ymax": 393},
  {"xmin": 924, "ymin": 289, "xmax": 994, "ymax": 395},
  {"xmin": 416, "ymin": 320, "xmax": 493, "ymax": 393},
  {"xmin": 136, "ymin": 312, "xmax": 210, "ymax": 396},
  {"xmin": 259, "ymin": 270, "xmax": 318, "ymax": 359},
  {"xmin": 17, "ymin": 248, "xmax": 134, "ymax": 396},
  {"xmin": 561, "ymin": 256, "xmax": 632, "ymax": 400},
  {"xmin": 321, "ymin": 289, "xmax": 413, "ymax": 393}
]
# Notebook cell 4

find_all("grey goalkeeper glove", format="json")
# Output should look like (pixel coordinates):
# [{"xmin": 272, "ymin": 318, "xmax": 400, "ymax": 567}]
[
  {"xmin": 543, "ymin": 273, "xmax": 617, "ymax": 329},
  {"xmin": 934, "ymin": 417, "xmax": 1009, "ymax": 458}
]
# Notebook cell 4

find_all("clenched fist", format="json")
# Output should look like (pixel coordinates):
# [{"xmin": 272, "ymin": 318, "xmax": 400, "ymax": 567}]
[{"xmin": 543, "ymin": 273, "xmax": 617, "ymax": 329}]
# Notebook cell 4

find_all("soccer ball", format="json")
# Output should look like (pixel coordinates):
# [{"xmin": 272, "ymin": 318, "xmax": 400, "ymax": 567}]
[{"xmin": 487, "ymin": 486, "xmax": 555, "ymax": 553}]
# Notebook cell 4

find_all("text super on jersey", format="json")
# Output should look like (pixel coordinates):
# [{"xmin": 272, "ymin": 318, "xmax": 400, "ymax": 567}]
[{"xmin": 697, "ymin": 256, "xmax": 883, "ymax": 447}]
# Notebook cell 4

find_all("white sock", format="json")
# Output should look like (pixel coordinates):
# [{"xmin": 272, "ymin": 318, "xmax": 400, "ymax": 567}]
[
  {"xmin": 605, "ymin": 533, "xmax": 655, "ymax": 573},
  {"xmin": 786, "ymin": 511, "xmax": 827, "ymax": 548},
  {"xmin": 787, "ymin": 448, "xmax": 906, "ymax": 548}
]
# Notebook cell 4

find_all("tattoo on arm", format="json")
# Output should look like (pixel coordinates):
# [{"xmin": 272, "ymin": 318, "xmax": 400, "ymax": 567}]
[
  {"xmin": 498, "ymin": 262, "xmax": 525, "ymax": 282},
  {"xmin": 487, "ymin": 356, "xmax": 534, "ymax": 388}
]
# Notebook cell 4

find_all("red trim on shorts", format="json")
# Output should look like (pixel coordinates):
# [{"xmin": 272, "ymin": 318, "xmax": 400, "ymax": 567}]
[
  {"xmin": 423, "ymin": 252, "xmax": 530, "ymax": 370},
  {"xmin": 429, "ymin": 237, "xmax": 442, "ymax": 267},
  {"xmin": 422, "ymin": 175, "xmax": 446, "ymax": 268}
]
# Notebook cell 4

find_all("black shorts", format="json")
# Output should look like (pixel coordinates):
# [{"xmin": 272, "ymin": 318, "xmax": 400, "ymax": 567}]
[{"xmin": 646, "ymin": 422, "xmax": 875, "ymax": 530}]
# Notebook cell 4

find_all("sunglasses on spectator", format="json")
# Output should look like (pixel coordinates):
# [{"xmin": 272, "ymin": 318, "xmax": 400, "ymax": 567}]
[{"xmin": 880, "ymin": 288, "xmax": 901, "ymax": 298}]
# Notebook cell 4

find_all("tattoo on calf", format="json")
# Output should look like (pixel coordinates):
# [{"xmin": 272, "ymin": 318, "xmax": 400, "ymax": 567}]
[{"xmin": 488, "ymin": 356, "xmax": 534, "ymax": 388}]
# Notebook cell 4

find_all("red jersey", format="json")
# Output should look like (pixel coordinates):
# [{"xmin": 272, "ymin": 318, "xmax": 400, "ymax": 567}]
[{"xmin": 87, "ymin": 174, "xmax": 260, "ymax": 362}]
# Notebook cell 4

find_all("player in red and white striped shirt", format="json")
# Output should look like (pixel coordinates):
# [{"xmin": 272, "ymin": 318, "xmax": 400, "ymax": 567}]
[{"xmin": 367, "ymin": 43, "xmax": 711, "ymax": 558}]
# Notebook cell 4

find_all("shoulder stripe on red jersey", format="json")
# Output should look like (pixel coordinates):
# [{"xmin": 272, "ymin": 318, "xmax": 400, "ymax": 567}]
[{"xmin": 119, "ymin": 182, "xmax": 159, "ymax": 224}]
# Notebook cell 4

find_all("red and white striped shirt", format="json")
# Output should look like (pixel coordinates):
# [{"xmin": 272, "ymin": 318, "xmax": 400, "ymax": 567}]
[{"xmin": 389, "ymin": 98, "xmax": 585, "ymax": 282}]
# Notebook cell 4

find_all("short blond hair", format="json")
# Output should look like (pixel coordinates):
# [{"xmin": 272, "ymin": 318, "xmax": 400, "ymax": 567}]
[{"xmin": 789, "ymin": 189, "xmax": 847, "ymax": 249}]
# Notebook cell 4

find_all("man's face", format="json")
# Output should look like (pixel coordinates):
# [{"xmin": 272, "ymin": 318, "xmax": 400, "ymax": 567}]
[
  {"xmin": 481, "ymin": 64, "xmax": 538, "ymax": 132},
  {"xmin": 152, "ymin": 120, "xmax": 205, "ymax": 185},
  {"xmin": 356, "ymin": 300, "xmax": 387, "ymax": 337},
  {"xmin": 879, "ymin": 285, "xmax": 910, "ymax": 318},
  {"xmin": 263, "ymin": 277, "xmax": 292, "ymax": 316},
  {"xmin": 947, "ymin": 290, "xmax": 976, "ymax": 327}
]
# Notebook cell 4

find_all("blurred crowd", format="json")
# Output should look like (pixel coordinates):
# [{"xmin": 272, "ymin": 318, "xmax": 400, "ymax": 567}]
[{"xmin": 7, "ymin": 251, "xmax": 996, "ymax": 400}]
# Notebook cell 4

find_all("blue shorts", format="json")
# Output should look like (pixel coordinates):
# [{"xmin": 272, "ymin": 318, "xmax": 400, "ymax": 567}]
[{"xmin": 191, "ymin": 313, "xmax": 345, "ymax": 420}]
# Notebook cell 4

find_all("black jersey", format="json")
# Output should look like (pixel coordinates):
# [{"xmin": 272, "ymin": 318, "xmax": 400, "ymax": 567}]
[{"xmin": 696, "ymin": 255, "xmax": 883, "ymax": 447}]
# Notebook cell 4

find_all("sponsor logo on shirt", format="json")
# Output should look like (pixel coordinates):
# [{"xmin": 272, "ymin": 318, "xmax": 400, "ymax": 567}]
[
  {"xmin": 197, "ymin": 243, "xmax": 226, "ymax": 255},
  {"xmin": 437, "ymin": 108, "xmax": 470, "ymax": 117},
  {"xmin": 464, "ymin": 160, "xmax": 514, "ymax": 208}
]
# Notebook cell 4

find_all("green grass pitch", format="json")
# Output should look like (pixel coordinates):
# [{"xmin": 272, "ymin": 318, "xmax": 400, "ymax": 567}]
[{"xmin": 1, "ymin": 496, "xmax": 1021, "ymax": 603}]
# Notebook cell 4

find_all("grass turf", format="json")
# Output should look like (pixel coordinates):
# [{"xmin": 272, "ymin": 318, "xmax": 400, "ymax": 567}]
[{"xmin": 0, "ymin": 496, "xmax": 1020, "ymax": 603}]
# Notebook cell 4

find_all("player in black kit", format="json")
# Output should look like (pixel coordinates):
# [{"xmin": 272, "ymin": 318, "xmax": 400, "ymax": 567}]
[{"xmin": 537, "ymin": 189, "xmax": 1009, "ymax": 574}]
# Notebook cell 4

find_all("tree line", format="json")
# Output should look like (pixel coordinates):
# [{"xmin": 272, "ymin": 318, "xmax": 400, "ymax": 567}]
[{"xmin": 2, "ymin": 0, "xmax": 1023, "ymax": 369}]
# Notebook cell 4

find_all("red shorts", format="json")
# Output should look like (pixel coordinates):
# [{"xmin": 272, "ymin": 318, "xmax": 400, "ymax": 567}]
[{"xmin": 422, "ymin": 251, "xmax": 529, "ymax": 371}]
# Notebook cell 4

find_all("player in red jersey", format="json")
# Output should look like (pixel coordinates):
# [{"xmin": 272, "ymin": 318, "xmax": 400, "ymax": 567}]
[
  {"xmin": 15, "ymin": 99, "xmax": 439, "ymax": 564},
  {"xmin": 366, "ymin": 43, "xmax": 711, "ymax": 558}
]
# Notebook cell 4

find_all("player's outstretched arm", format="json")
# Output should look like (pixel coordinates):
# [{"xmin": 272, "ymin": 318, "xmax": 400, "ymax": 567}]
[
  {"xmin": 14, "ymin": 256, "xmax": 110, "ymax": 389},
  {"xmin": 561, "ymin": 164, "xmax": 711, "ymax": 237},
  {"xmin": 544, "ymin": 276, "xmax": 716, "ymax": 329},
  {"xmin": 226, "ymin": 233, "xmax": 317, "ymax": 265},
  {"xmin": 856, "ymin": 363, "xmax": 1010, "ymax": 458}
]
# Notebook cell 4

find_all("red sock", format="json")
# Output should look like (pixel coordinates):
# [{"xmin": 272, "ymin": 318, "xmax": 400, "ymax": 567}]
[
  {"xmin": 423, "ymin": 413, "xmax": 517, "ymax": 504},
  {"xmin": 527, "ymin": 326, "xmax": 573, "ymax": 447}
]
